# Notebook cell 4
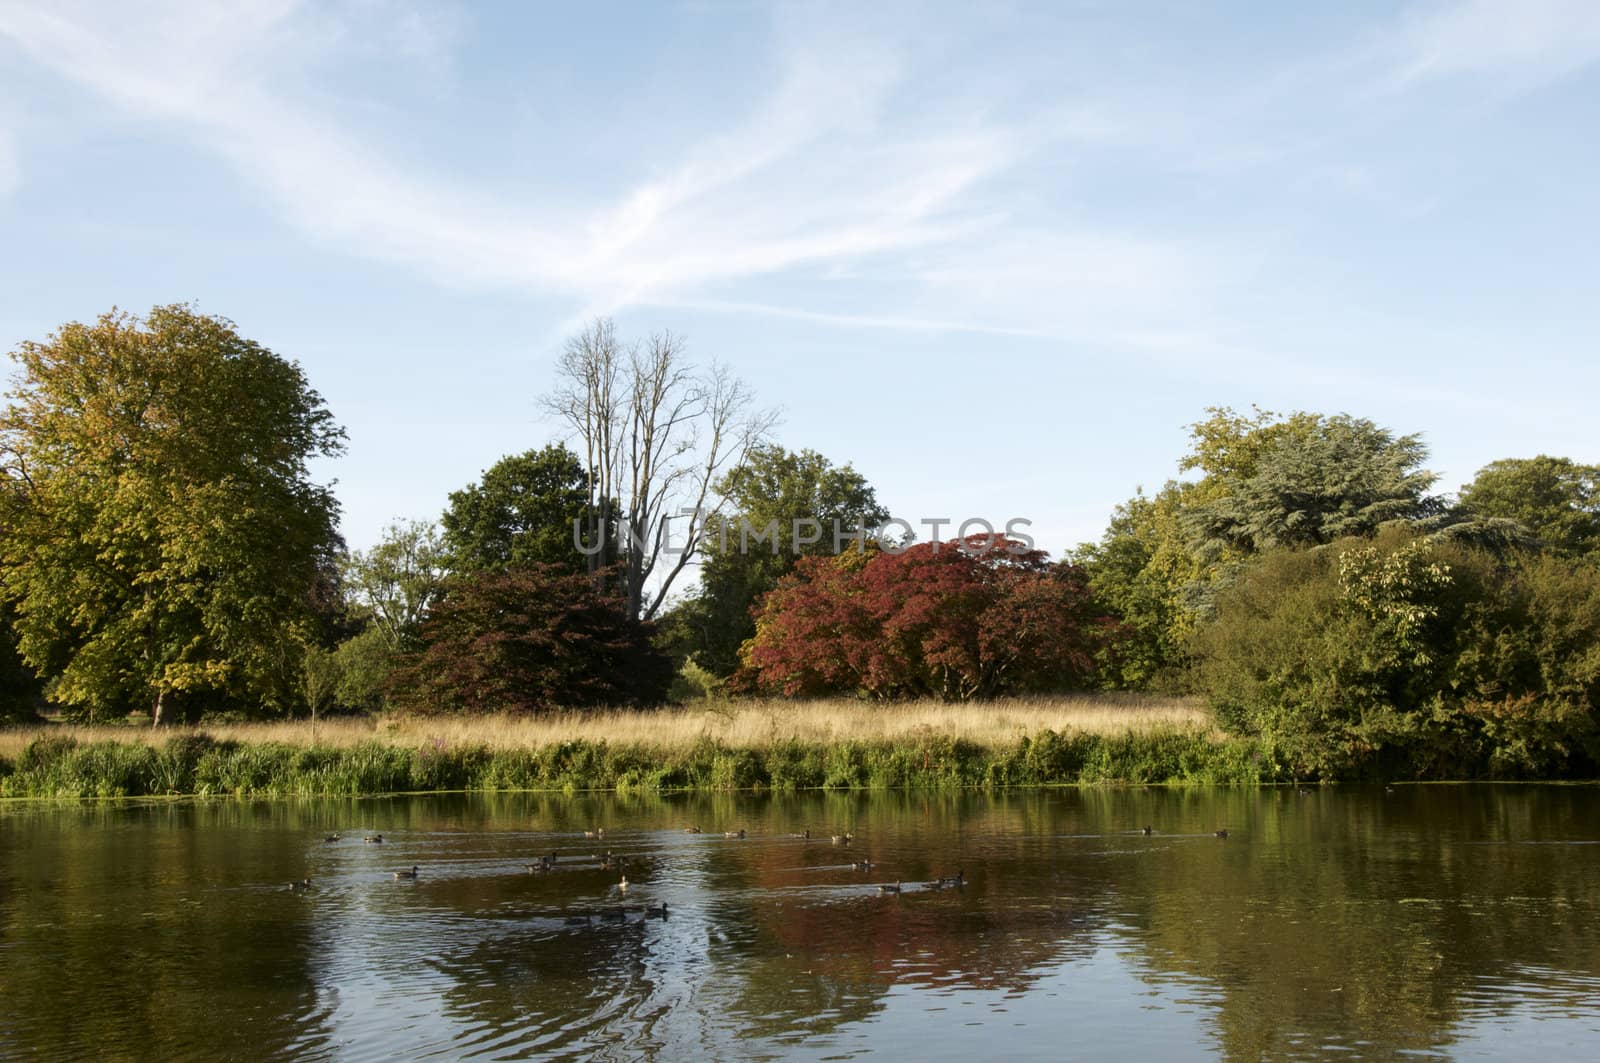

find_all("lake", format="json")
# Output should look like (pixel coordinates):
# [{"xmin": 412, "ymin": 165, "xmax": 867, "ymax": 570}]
[{"xmin": 3, "ymin": 786, "xmax": 1599, "ymax": 1060}]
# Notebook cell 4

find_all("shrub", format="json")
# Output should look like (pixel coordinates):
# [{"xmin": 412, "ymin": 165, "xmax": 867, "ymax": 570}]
[{"xmin": 1195, "ymin": 529, "xmax": 1600, "ymax": 778}]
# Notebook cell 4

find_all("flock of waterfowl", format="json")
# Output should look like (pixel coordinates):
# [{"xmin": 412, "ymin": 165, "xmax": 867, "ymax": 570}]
[
  {"xmin": 285, "ymin": 823, "xmax": 976, "ymax": 914},
  {"xmin": 288, "ymin": 822, "xmax": 1234, "ymax": 918}
]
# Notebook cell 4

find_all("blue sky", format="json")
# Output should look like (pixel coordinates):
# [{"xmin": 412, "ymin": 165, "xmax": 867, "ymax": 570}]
[{"xmin": 2, "ymin": 0, "xmax": 1597, "ymax": 567}]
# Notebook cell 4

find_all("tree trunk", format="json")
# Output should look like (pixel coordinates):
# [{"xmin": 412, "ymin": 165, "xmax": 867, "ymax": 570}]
[{"xmin": 152, "ymin": 688, "xmax": 163, "ymax": 729}]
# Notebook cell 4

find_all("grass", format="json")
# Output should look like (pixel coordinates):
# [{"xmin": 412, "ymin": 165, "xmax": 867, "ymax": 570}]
[
  {"xmin": 0, "ymin": 694, "xmax": 1212, "ymax": 759},
  {"xmin": 0, "ymin": 695, "xmax": 1268, "ymax": 798}
]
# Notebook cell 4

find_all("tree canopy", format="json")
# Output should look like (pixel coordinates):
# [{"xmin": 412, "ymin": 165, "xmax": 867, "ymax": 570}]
[
  {"xmin": 1457, "ymin": 456, "xmax": 1600, "ymax": 558},
  {"xmin": 681, "ymin": 445, "xmax": 889, "ymax": 676},
  {"xmin": 0, "ymin": 305, "xmax": 345, "ymax": 722},
  {"xmin": 441, "ymin": 445, "xmax": 591, "ymax": 574},
  {"xmin": 388, "ymin": 564, "xmax": 672, "ymax": 714},
  {"xmin": 741, "ymin": 537, "xmax": 1114, "ymax": 700},
  {"xmin": 1078, "ymin": 406, "xmax": 1442, "ymax": 687}
]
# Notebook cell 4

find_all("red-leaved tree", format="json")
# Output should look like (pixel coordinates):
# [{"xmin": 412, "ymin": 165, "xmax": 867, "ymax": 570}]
[
  {"xmin": 388, "ymin": 564, "xmax": 672, "ymax": 714},
  {"xmin": 740, "ymin": 536, "xmax": 1118, "ymax": 700}
]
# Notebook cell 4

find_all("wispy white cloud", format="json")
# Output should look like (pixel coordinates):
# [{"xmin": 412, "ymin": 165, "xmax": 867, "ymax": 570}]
[
  {"xmin": 0, "ymin": 0, "xmax": 1225, "ymax": 351},
  {"xmin": 6, "ymin": 0, "xmax": 1589, "ymax": 374},
  {"xmin": 1388, "ymin": 0, "xmax": 1600, "ymax": 87}
]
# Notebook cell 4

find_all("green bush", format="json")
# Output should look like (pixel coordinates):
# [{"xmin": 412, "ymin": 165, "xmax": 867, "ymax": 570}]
[{"xmin": 1194, "ymin": 530, "xmax": 1600, "ymax": 779}]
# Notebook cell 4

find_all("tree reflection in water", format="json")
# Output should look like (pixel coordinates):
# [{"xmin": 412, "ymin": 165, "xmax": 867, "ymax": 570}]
[{"xmin": 2, "ymin": 786, "xmax": 1599, "ymax": 1059}]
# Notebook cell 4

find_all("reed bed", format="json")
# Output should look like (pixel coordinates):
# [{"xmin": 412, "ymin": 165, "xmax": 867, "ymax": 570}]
[
  {"xmin": 0, "ymin": 695, "xmax": 1211, "ymax": 760},
  {"xmin": 0, "ymin": 696, "xmax": 1263, "ymax": 798}
]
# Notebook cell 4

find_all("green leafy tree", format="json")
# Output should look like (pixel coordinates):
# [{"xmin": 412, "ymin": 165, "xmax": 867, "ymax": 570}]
[
  {"xmin": 330, "ymin": 626, "xmax": 397, "ymax": 713},
  {"xmin": 341, "ymin": 520, "xmax": 449, "ymax": 651},
  {"xmin": 1457, "ymin": 456, "xmax": 1600, "ymax": 557},
  {"xmin": 1195, "ymin": 529, "xmax": 1600, "ymax": 779},
  {"xmin": 441, "ymin": 445, "xmax": 592, "ymax": 574},
  {"xmin": 328, "ymin": 520, "xmax": 450, "ymax": 714},
  {"xmin": 1180, "ymin": 408, "xmax": 1439, "ymax": 558},
  {"xmin": 0, "ymin": 611, "xmax": 43, "ymax": 723},
  {"xmin": 1080, "ymin": 407, "xmax": 1441, "ymax": 689},
  {"xmin": 0, "ymin": 305, "xmax": 345, "ymax": 723},
  {"xmin": 684, "ymin": 445, "xmax": 888, "ymax": 676}
]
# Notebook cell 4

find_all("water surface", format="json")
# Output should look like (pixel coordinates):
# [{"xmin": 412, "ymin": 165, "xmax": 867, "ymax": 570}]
[{"xmin": 3, "ymin": 786, "xmax": 1599, "ymax": 1060}]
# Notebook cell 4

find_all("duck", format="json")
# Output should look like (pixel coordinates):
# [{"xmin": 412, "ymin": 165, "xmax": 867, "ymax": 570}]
[
  {"xmin": 598, "ymin": 852, "xmax": 621, "ymax": 870},
  {"xmin": 1213, "ymin": 829, "xmax": 1229, "ymax": 839},
  {"xmin": 288, "ymin": 878, "xmax": 312, "ymax": 892},
  {"xmin": 724, "ymin": 829, "xmax": 747, "ymax": 839},
  {"xmin": 877, "ymin": 881, "xmax": 902, "ymax": 895},
  {"xmin": 850, "ymin": 859, "xmax": 875, "ymax": 872},
  {"xmin": 788, "ymin": 830, "xmax": 811, "ymax": 840},
  {"xmin": 364, "ymin": 834, "xmax": 383, "ymax": 844},
  {"xmin": 831, "ymin": 832, "xmax": 854, "ymax": 846},
  {"xmin": 932, "ymin": 869, "xmax": 965, "ymax": 889},
  {"xmin": 1141, "ymin": 825, "xmax": 1154, "ymax": 836},
  {"xmin": 323, "ymin": 833, "xmax": 340, "ymax": 843},
  {"xmin": 617, "ymin": 874, "xmax": 629, "ymax": 894},
  {"xmin": 394, "ymin": 865, "xmax": 420, "ymax": 879},
  {"xmin": 584, "ymin": 828, "xmax": 606, "ymax": 840},
  {"xmin": 645, "ymin": 902, "xmax": 669, "ymax": 919},
  {"xmin": 683, "ymin": 826, "xmax": 702, "ymax": 834}
]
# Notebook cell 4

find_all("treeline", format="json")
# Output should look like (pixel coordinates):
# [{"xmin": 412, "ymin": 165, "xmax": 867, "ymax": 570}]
[{"xmin": 3, "ymin": 306, "xmax": 1598, "ymax": 780}]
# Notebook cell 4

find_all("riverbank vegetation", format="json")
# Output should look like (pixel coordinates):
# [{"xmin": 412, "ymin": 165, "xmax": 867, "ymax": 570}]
[
  {"xmin": 3, "ymin": 306, "xmax": 1598, "ymax": 789},
  {"xmin": 0, "ymin": 696, "xmax": 1261, "ymax": 798}
]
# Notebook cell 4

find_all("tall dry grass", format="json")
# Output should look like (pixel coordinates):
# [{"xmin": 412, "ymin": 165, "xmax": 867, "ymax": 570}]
[{"xmin": 0, "ymin": 694, "xmax": 1211, "ymax": 759}]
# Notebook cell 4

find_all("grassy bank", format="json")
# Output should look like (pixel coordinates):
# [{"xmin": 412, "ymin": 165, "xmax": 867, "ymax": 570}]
[{"xmin": 0, "ymin": 696, "xmax": 1274, "ymax": 798}]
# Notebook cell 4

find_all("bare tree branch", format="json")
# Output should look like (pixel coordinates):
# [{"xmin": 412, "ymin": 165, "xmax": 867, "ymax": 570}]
[{"xmin": 543, "ymin": 320, "xmax": 777, "ymax": 620}]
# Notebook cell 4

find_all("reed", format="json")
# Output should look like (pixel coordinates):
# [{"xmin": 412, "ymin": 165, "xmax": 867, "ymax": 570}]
[
  {"xmin": 0, "ymin": 694, "xmax": 1211, "ymax": 759},
  {"xmin": 0, "ymin": 696, "xmax": 1265, "ymax": 798}
]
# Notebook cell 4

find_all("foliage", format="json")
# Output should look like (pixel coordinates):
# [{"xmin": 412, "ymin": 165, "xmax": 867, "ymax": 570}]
[
  {"xmin": 331, "ymin": 625, "xmax": 398, "ymax": 713},
  {"xmin": 340, "ymin": 519, "xmax": 448, "ymax": 652},
  {"xmin": 0, "ymin": 726, "xmax": 1266, "ymax": 797},
  {"xmin": 440, "ymin": 445, "xmax": 591, "ymax": 574},
  {"xmin": 1180, "ymin": 407, "xmax": 1439, "ymax": 557},
  {"xmin": 1194, "ymin": 529, "xmax": 1600, "ymax": 779},
  {"xmin": 388, "ymin": 564, "xmax": 673, "ymax": 714},
  {"xmin": 0, "ymin": 608, "xmax": 44, "ymax": 723},
  {"xmin": 1080, "ymin": 406, "xmax": 1441, "ymax": 690},
  {"xmin": 683, "ymin": 445, "xmax": 889, "ymax": 676},
  {"xmin": 741, "ymin": 536, "xmax": 1117, "ymax": 700},
  {"xmin": 0, "ymin": 305, "xmax": 345, "ymax": 723},
  {"xmin": 668, "ymin": 659, "xmax": 727, "ymax": 703},
  {"xmin": 1073, "ymin": 486, "xmax": 1204, "ymax": 689},
  {"xmin": 1456, "ymin": 455, "xmax": 1600, "ymax": 558}
]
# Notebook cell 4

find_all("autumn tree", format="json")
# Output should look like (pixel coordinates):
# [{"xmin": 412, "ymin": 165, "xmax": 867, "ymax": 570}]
[
  {"xmin": 0, "ymin": 305, "xmax": 345, "ymax": 723},
  {"xmin": 680, "ymin": 445, "xmax": 888, "ymax": 676},
  {"xmin": 542, "ymin": 319, "xmax": 776, "ymax": 620},
  {"xmin": 741, "ymin": 537, "xmax": 1114, "ymax": 700},
  {"xmin": 441, "ymin": 445, "xmax": 592, "ymax": 574},
  {"xmin": 388, "ymin": 564, "xmax": 672, "ymax": 714}
]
